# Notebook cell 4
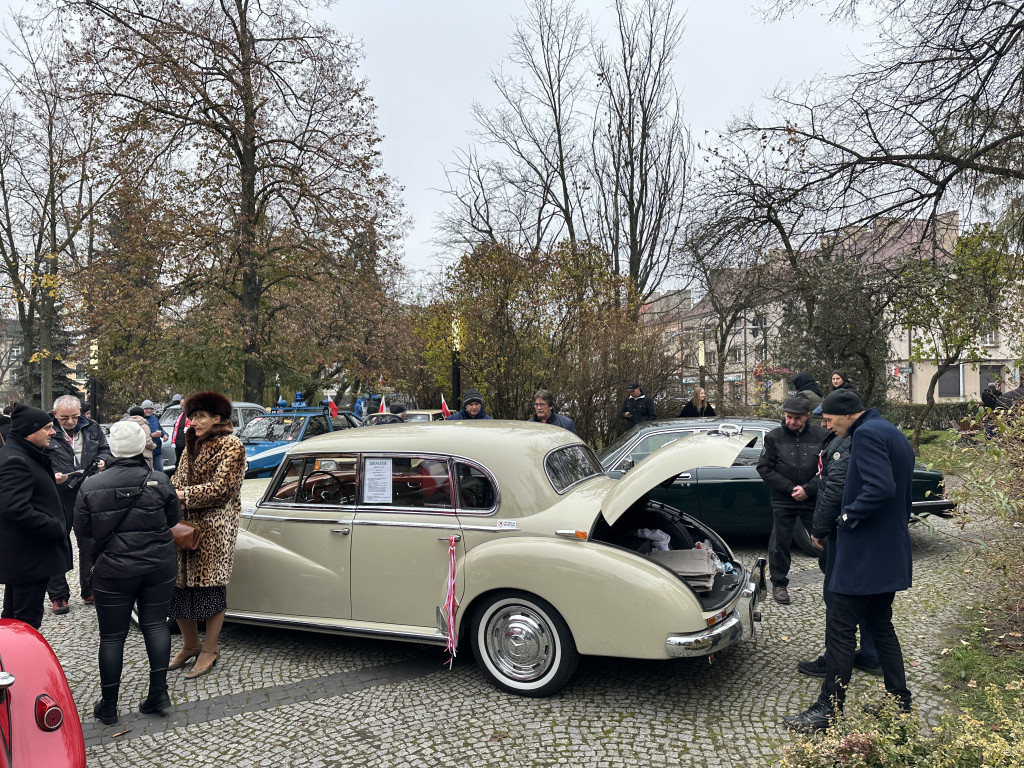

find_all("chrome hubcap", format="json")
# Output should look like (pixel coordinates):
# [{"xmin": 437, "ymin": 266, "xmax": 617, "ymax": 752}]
[{"xmin": 484, "ymin": 604, "xmax": 555, "ymax": 682}]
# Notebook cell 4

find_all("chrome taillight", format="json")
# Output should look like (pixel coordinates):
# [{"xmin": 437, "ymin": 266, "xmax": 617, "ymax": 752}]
[{"xmin": 35, "ymin": 694, "xmax": 63, "ymax": 731}]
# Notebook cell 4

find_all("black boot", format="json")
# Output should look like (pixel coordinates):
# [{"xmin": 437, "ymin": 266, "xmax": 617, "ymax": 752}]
[
  {"xmin": 139, "ymin": 686, "xmax": 171, "ymax": 714},
  {"xmin": 140, "ymin": 668, "xmax": 172, "ymax": 714},
  {"xmin": 93, "ymin": 699, "xmax": 118, "ymax": 725}
]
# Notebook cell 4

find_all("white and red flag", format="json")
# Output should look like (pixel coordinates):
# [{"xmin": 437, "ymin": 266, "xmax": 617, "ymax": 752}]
[
  {"xmin": 441, "ymin": 394, "xmax": 452, "ymax": 419},
  {"xmin": 378, "ymin": 394, "xmax": 387, "ymax": 413}
]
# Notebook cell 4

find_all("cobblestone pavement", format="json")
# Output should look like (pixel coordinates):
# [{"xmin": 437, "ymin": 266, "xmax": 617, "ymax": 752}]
[{"xmin": 8, "ymin": 515, "xmax": 997, "ymax": 767}]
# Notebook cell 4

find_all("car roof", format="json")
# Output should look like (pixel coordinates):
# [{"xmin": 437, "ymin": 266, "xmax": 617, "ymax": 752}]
[{"xmin": 284, "ymin": 419, "xmax": 584, "ymax": 468}]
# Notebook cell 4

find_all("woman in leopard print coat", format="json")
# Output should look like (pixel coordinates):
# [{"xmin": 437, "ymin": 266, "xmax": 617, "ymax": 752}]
[{"xmin": 168, "ymin": 391, "xmax": 246, "ymax": 679}]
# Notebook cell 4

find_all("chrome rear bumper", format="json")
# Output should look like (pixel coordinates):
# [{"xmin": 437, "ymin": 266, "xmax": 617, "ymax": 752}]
[{"xmin": 666, "ymin": 557, "xmax": 767, "ymax": 658}]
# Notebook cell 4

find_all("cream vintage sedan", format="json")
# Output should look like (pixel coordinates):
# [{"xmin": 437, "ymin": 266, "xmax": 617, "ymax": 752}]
[{"xmin": 230, "ymin": 420, "xmax": 767, "ymax": 696}]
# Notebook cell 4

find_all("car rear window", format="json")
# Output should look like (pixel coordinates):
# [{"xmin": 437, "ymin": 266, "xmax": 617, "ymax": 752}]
[{"xmin": 545, "ymin": 445, "xmax": 602, "ymax": 494}]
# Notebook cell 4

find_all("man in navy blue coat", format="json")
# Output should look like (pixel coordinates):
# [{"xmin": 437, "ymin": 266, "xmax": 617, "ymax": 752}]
[{"xmin": 784, "ymin": 389, "xmax": 914, "ymax": 732}]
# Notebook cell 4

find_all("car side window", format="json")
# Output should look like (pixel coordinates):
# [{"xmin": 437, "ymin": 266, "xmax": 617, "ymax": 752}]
[
  {"xmin": 270, "ymin": 457, "xmax": 310, "ymax": 502},
  {"xmin": 455, "ymin": 462, "xmax": 496, "ymax": 511},
  {"xmin": 242, "ymin": 408, "xmax": 263, "ymax": 427},
  {"xmin": 361, "ymin": 456, "xmax": 453, "ymax": 510},
  {"xmin": 297, "ymin": 456, "xmax": 358, "ymax": 505},
  {"xmin": 626, "ymin": 432, "xmax": 684, "ymax": 466}
]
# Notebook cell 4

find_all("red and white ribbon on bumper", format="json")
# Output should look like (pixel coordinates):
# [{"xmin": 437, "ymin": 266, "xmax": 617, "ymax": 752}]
[{"xmin": 443, "ymin": 534, "xmax": 460, "ymax": 669}]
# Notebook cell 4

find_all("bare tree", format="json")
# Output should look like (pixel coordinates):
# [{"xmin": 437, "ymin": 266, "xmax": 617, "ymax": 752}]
[
  {"xmin": 589, "ymin": 0, "xmax": 690, "ymax": 300},
  {"xmin": 441, "ymin": 0, "xmax": 690, "ymax": 301},
  {"xmin": 0, "ymin": 12, "xmax": 122, "ymax": 407},
  {"xmin": 440, "ymin": 0, "xmax": 590, "ymax": 254},
  {"xmin": 757, "ymin": 1, "xmax": 1024, "ymax": 240}
]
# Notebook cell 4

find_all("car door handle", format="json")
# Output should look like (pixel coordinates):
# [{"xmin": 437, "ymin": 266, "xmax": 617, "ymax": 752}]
[
  {"xmin": 677, "ymin": 473, "xmax": 691, "ymax": 480},
  {"xmin": 331, "ymin": 528, "xmax": 350, "ymax": 535},
  {"xmin": 438, "ymin": 534, "xmax": 461, "ymax": 542}
]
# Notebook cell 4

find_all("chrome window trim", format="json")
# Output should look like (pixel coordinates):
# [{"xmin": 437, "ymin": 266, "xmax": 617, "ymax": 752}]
[
  {"xmin": 351, "ymin": 518, "xmax": 521, "ymax": 533},
  {"xmin": 543, "ymin": 443, "xmax": 604, "ymax": 495},
  {"xmin": 256, "ymin": 450, "xmax": 501, "ymax": 516},
  {"xmin": 245, "ymin": 510, "xmax": 354, "ymax": 524}
]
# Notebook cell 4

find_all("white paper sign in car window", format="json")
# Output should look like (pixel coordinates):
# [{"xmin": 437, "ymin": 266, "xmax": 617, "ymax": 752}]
[{"xmin": 364, "ymin": 457, "xmax": 393, "ymax": 504}]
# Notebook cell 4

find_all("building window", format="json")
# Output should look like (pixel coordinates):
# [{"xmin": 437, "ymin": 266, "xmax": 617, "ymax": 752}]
[
  {"xmin": 937, "ymin": 366, "xmax": 961, "ymax": 398},
  {"xmin": 983, "ymin": 330, "xmax": 997, "ymax": 346},
  {"xmin": 731, "ymin": 348, "xmax": 742, "ymax": 364}
]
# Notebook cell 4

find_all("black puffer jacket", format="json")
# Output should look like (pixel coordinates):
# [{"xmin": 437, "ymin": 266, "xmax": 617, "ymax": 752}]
[
  {"xmin": 811, "ymin": 432, "xmax": 852, "ymax": 539},
  {"xmin": 756, "ymin": 419, "xmax": 829, "ymax": 509},
  {"xmin": 74, "ymin": 455, "xmax": 180, "ymax": 579}
]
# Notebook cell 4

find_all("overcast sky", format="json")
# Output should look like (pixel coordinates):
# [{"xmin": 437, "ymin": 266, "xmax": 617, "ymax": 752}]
[
  {"xmin": 0, "ymin": 1, "xmax": 870, "ymax": 276},
  {"xmin": 330, "ymin": 0, "xmax": 870, "ymax": 275}
]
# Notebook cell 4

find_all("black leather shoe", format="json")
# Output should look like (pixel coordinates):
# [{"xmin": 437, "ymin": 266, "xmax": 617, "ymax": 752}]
[
  {"xmin": 772, "ymin": 585, "xmax": 791, "ymax": 605},
  {"xmin": 854, "ymin": 659, "xmax": 883, "ymax": 676},
  {"xmin": 93, "ymin": 699, "xmax": 118, "ymax": 726},
  {"xmin": 783, "ymin": 701, "xmax": 833, "ymax": 733},
  {"xmin": 797, "ymin": 654, "xmax": 827, "ymax": 678}
]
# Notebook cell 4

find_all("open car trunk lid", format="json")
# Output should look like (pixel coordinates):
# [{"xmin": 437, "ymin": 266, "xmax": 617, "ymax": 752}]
[{"xmin": 600, "ymin": 433, "xmax": 749, "ymax": 526}]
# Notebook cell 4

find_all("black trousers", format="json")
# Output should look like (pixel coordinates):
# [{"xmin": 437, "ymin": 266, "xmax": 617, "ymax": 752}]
[
  {"xmin": 768, "ymin": 503, "xmax": 813, "ymax": 586},
  {"xmin": 818, "ymin": 591, "xmax": 911, "ymax": 712},
  {"xmin": 821, "ymin": 533, "xmax": 878, "ymax": 665},
  {"xmin": 1, "ymin": 579, "xmax": 50, "ymax": 629},
  {"xmin": 48, "ymin": 491, "xmax": 93, "ymax": 602},
  {"xmin": 92, "ymin": 563, "xmax": 177, "ymax": 704}
]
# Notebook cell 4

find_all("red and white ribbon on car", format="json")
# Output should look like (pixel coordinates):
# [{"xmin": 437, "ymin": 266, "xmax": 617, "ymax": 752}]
[{"xmin": 444, "ymin": 534, "xmax": 459, "ymax": 669}]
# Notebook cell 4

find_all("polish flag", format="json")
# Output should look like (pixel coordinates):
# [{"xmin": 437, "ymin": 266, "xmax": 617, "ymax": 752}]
[
  {"xmin": 327, "ymin": 399, "xmax": 338, "ymax": 418},
  {"xmin": 441, "ymin": 394, "xmax": 452, "ymax": 419},
  {"xmin": 378, "ymin": 394, "xmax": 387, "ymax": 413}
]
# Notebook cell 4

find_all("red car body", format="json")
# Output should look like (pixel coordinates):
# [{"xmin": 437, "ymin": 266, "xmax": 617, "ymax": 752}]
[{"xmin": 0, "ymin": 619, "xmax": 86, "ymax": 768}]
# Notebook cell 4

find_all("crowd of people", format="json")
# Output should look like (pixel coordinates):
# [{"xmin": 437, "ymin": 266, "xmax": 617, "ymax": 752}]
[
  {"xmin": 0, "ymin": 366, "xmax": 1002, "ymax": 732},
  {"xmin": 0, "ymin": 390, "xmax": 245, "ymax": 726}
]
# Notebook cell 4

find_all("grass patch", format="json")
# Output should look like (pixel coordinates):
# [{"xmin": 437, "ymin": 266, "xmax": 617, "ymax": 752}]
[
  {"xmin": 938, "ymin": 607, "xmax": 1024, "ymax": 714},
  {"xmin": 904, "ymin": 429, "xmax": 973, "ymax": 474}
]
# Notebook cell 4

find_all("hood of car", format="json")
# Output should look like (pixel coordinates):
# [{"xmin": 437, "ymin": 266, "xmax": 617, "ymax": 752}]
[
  {"xmin": 600, "ymin": 433, "xmax": 750, "ymax": 525},
  {"xmin": 244, "ymin": 440, "xmax": 290, "ymax": 453}
]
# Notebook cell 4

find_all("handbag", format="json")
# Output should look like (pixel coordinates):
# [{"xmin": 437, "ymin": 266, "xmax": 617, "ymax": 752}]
[
  {"xmin": 91, "ymin": 470, "xmax": 152, "ymax": 571},
  {"xmin": 171, "ymin": 519, "xmax": 201, "ymax": 550}
]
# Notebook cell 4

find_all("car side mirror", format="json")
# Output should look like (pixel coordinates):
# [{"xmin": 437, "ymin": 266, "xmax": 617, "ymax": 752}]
[{"xmin": 618, "ymin": 458, "xmax": 634, "ymax": 472}]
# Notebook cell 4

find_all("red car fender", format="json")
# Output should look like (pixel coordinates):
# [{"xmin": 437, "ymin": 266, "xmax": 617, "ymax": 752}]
[{"xmin": 0, "ymin": 619, "xmax": 86, "ymax": 768}]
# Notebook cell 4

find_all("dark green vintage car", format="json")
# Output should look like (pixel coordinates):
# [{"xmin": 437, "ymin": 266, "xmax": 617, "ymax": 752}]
[{"xmin": 598, "ymin": 418, "xmax": 955, "ymax": 557}]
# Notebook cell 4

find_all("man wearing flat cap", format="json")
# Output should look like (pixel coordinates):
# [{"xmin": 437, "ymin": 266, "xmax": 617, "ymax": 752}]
[
  {"xmin": 757, "ymin": 394, "xmax": 828, "ymax": 604},
  {"xmin": 785, "ymin": 389, "xmax": 914, "ymax": 732},
  {"xmin": 447, "ymin": 388, "xmax": 493, "ymax": 420},
  {"xmin": 0, "ymin": 404, "xmax": 73, "ymax": 629}
]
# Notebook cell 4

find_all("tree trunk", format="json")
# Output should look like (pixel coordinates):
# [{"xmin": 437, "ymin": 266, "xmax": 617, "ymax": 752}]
[{"xmin": 912, "ymin": 358, "xmax": 957, "ymax": 453}]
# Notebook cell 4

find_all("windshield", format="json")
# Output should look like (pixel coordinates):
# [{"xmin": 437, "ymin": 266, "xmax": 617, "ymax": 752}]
[
  {"xmin": 238, "ymin": 415, "xmax": 306, "ymax": 442},
  {"xmin": 596, "ymin": 428, "xmax": 643, "ymax": 465},
  {"xmin": 160, "ymin": 406, "xmax": 181, "ymax": 427}
]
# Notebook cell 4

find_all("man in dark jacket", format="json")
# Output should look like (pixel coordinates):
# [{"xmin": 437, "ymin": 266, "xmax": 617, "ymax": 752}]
[
  {"xmin": 784, "ymin": 389, "xmax": 914, "ymax": 732},
  {"xmin": 529, "ymin": 389, "xmax": 577, "ymax": 434},
  {"xmin": 622, "ymin": 382, "xmax": 656, "ymax": 429},
  {"xmin": 757, "ymin": 394, "xmax": 828, "ymax": 604},
  {"xmin": 0, "ymin": 404, "xmax": 72, "ymax": 629},
  {"xmin": 796, "ymin": 411, "xmax": 880, "ymax": 679},
  {"xmin": 47, "ymin": 394, "xmax": 112, "ymax": 614},
  {"xmin": 447, "ymin": 388, "xmax": 493, "ymax": 420}
]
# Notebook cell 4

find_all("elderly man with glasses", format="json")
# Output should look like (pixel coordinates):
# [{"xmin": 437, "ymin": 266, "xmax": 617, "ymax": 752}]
[{"xmin": 46, "ymin": 394, "xmax": 111, "ymax": 614}]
